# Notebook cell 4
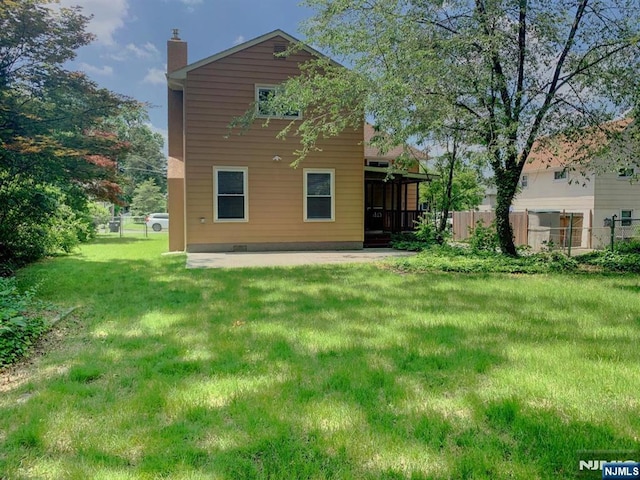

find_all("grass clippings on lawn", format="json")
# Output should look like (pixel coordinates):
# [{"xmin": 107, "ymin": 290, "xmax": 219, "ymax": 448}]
[{"xmin": 1, "ymin": 235, "xmax": 639, "ymax": 479}]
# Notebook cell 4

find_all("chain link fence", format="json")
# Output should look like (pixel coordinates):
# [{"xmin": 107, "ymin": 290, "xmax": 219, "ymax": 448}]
[
  {"xmin": 98, "ymin": 215, "xmax": 166, "ymax": 238},
  {"xmin": 454, "ymin": 210, "xmax": 639, "ymax": 255},
  {"xmin": 606, "ymin": 215, "xmax": 640, "ymax": 250}
]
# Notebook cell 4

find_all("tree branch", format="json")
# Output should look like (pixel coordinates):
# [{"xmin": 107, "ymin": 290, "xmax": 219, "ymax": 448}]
[
  {"xmin": 475, "ymin": 0, "xmax": 514, "ymax": 123},
  {"xmin": 513, "ymin": 0, "xmax": 527, "ymax": 120},
  {"xmin": 519, "ymin": 0, "xmax": 589, "ymax": 169}
]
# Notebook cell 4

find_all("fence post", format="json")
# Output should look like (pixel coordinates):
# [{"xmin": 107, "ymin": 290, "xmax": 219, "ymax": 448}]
[
  {"xmin": 567, "ymin": 213, "xmax": 574, "ymax": 257},
  {"xmin": 610, "ymin": 214, "xmax": 617, "ymax": 251}
]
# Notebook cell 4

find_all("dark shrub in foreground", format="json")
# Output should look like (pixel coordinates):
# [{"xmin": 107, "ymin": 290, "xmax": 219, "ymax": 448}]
[{"xmin": 0, "ymin": 278, "xmax": 47, "ymax": 366}]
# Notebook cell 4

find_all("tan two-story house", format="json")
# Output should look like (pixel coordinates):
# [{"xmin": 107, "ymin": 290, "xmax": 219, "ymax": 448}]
[{"xmin": 167, "ymin": 29, "xmax": 430, "ymax": 252}]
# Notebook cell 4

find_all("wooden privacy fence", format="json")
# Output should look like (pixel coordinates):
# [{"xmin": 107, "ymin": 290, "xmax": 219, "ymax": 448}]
[{"xmin": 453, "ymin": 211, "xmax": 528, "ymax": 245}]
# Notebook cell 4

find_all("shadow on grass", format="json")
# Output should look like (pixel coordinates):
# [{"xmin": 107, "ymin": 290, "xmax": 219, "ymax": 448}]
[
  {"xmin": 90, "ymin": 236, "xmax": 163, "ymax": 245},
  {"xmin": 2, "ymin": 251, "xmax": 639, "ymax": 478},
  {"xmin": 614, "ymin": 283, "xmax": 640, "ymax": 293}
]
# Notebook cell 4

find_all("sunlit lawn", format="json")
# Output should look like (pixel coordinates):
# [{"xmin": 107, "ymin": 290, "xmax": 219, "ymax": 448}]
[{"xmin": 1, "ymin": 235, "xmax": 639, "ymax": 479}]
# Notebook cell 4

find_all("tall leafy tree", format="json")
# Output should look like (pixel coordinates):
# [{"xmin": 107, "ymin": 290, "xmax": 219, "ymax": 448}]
[
  {"xmin": 129, "ymin": 179, "xmax": 166, "ymax": 216},
  {"xmin": 0, "ymin": 0, "xmax": 139, "ymax": 271},
  {"xmin": 103, "ymin": 109, "xmax": 167, "ymax": 203},
  {"xmin": 423, "ymin": 152, "xmax": 485, "ymax": 236},
  {"xmin": 247, "ymin": 0, "xmax": 640, "ymax": 255}
]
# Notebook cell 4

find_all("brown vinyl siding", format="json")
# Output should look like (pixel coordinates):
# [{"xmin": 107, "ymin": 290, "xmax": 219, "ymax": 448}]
[
  {"xmin": 182, "ymin": 36, "xmax": 363, "ymax": 249},
  {"xmin": 167, "ymin": 80, "xmax": 186, "ymax": 251}
]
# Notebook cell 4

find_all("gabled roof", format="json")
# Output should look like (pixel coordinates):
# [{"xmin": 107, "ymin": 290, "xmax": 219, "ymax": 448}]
[
  {"xmin": 168, "ymin": 29, "xmax": 330, "ymax": 83},
  {"xmin": 363, "ymin": 123, "xmax": 427, "ymax": 163},
  {"xmin": 523, "ymin": 119, "xmax": 632, "ymax": 173}
]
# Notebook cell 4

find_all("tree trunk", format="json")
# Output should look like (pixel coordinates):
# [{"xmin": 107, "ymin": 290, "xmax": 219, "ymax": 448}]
[
  {"xmin": 495, "ymin": 172, "xmax": 519, "ymax": 256},
  {"xmin": 437, "ymin": 154, "xmax": 456, "ymax": 239}
]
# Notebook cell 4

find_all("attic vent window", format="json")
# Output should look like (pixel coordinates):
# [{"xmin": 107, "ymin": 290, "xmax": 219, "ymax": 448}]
[{"xmin": 273, "ymin": 44, "xmax": 287, "ymax": 59}]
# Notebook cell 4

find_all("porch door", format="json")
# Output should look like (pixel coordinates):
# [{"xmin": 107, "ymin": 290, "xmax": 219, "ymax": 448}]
[{"xmin": 365, "ymin": 180, "xmax": 385, "ymax": 231}]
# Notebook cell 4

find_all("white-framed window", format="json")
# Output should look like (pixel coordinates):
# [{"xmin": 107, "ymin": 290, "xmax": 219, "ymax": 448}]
[
  {"xmin": 521, "ymin": 175, "xmax": 528, "ymax": 188},
  {"xmin": 618, "ymin": 167, "xmax": 635, "ymax": 178},
  {"xmin": 214, "ymin": 167, "xmax": 248, "ymax": 222},
  {"xmin": 621, "ymin": 209, "xmax": 632, "ymax": 227},
  {"xmin": 304, "ymin": 169, "xmax": 335, "ymax": 221},
  {"xmin": 554, "ymin": 170, "xmax": 567, "ymax": 181},
  {"xmin": 255, "ymin": 85, "xmax": 301, "ymax": 119}
]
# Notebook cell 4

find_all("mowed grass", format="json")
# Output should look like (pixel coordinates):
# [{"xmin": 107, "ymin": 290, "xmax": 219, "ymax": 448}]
[{"xmin": 1, "ymin": 235, "xmax": 639, "ymax": 479}]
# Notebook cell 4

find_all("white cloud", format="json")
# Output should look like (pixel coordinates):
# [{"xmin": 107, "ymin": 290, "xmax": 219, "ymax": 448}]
[
  {"xmin": 179, "ymin": 0, "xmax": 203, "ymax": 13},
  {"xmin": 143, "ymin": 67, "xmax": 166, "ymax": 86},
  {"xmin": 233, "ymin": 36, "xmax": 245, "ymax": 46},
  {"xmin": 108, "ymin": 42, "xmax": 159, "ymax": 61},
  {"xmin": 79, "ymin": 62, "xmax": 114, "ymax": 76},
  {"xmin": 160, "ymin": 0, "xmax": 201, "ymax": 13},
  {"xmin": 138, "ymin": 42, "xmax": 159, "ymax": 57},
  {"xmin": 59, "ymin": 0, "xmax": 129, "ymax": 45}
]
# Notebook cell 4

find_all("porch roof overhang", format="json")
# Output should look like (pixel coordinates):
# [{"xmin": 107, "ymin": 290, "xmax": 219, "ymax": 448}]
[{"xmin": 364, "ymin": 166, "xmax": 435, "ymax": 183}]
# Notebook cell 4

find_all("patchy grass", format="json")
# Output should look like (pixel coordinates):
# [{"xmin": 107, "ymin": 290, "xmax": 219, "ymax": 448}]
[{"xmin": 1, "ymin": 235, "xmax": 639, "ymax": 479}]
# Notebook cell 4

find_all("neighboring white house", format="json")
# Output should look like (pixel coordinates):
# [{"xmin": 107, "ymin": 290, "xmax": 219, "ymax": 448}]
[
  {"xmin": 477, "ymin": 186, "xmax": 497, "ymax": 212},
  {"xmin": 512, "ymin": 122, "xmax": 639, "ymax": 249}
]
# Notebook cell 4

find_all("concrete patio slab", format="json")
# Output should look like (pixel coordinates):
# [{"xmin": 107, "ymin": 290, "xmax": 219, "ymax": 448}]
[{"xmin": 186, "ymin": 249, "xmax": 416, "ymax": 269}]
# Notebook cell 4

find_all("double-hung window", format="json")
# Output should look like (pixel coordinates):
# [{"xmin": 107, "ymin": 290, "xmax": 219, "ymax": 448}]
[
  {"xmin": 304, "ymin": 169, "xmax": 334, "ymax": 221},
  {"xmin": 255, "ymin": 85, "xmax": 301, "ymax": 119},
  {"xmin": 618, "ymin": 168, "xmax": 634, "ymax": 179},
  {"xmin": 554, "ymin": 170, "xmax": 567, "ymax": 181},
  {"xmin": 521, "ymin": 175, "xmax": 528, "ymax": 188},
  {"xmin": 214, "ymin": 167, "xmax": 248, "ymax": 222},
  {"xmin": 621, "ymin": 209, "xmax": 632, "ymax": 227}
]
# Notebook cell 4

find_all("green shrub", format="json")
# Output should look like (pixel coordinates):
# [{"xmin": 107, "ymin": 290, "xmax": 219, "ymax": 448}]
[
  {"xmin": 389, "ymin": 245, "xmax": 578, "ymax": 274},
  {"xmin": 0, "ymin": 176, "xmax": 95, "ymax": 274},
  {"xmin": 89, "ymin": 202, "xmax": 112, "ymax": 229},
  {"xmin": 417, "ymin": 216, "xmax": 452, "ymax": 245},
  {"xmin": 0, "ymin": 278, "xmax": 47, "ymax": 366},
  {"xmin": 390, "ymin": 233, "xmax": 427, "ymax": 251},
  {"xmin": 468, "ymin": 220, "xmax": 499, "ymax": 253},
  {"xmin": 576, "ymin": 250, "xmax": 640, "ymax": 273},
  {"xmin": 614, "ymin": 239, "xmax": 640, "ymax": 254},
  {"xmin": 531, "ymin": 251, "xmax": 578, "ymax": 272},
  {"xmin": 391, "ymin": 217, "xmax": 449, "ymax": 251}
]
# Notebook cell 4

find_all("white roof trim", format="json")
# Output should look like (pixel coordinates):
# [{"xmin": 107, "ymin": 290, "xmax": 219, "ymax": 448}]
[{"xmin": 168, "ymin": 29, "xmax": 331, "ymax": 83}]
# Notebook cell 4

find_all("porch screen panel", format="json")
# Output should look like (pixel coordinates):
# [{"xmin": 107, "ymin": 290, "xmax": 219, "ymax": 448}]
[{"xmin": 306, "ymin": 172, "xmax": 332, "ymax": 220}]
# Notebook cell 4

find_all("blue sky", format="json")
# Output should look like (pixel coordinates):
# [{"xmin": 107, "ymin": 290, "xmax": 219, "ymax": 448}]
[{"xmin": 60, "ymin": 0, "xmax": 313, "ymax": 150}]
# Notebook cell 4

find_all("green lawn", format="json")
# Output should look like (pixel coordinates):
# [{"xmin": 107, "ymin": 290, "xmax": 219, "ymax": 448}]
[{"xmin": 1, "ymin": 235, "xmax": 639, "ymax": 479}]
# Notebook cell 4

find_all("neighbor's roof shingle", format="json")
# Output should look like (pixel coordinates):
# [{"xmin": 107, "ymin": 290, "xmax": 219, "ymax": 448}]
[{"xmin": 523, "ymin": 119, "xmax": 632, "ymax": 172}]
